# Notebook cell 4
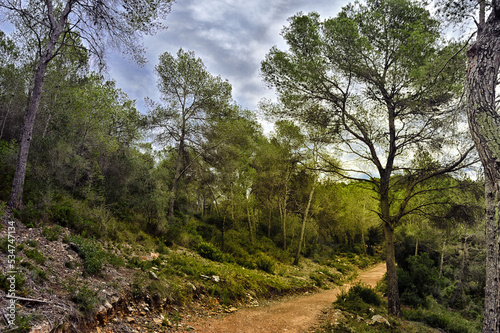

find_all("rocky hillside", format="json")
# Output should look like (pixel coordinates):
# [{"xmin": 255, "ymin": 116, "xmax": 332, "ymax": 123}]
[{"xmin": 0, "ymin": 213, "xmax": 365, "ymax": 332}]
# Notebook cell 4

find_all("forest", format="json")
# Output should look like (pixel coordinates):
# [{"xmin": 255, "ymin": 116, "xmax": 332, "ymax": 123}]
[{"xmin": 1, "ymin": 0, "xmax": 500, "ymax": 332}]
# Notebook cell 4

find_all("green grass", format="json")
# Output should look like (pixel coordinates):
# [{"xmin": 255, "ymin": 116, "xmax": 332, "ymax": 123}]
[{"xmin": 403, "ymin": 297, "xmax": 481, "ymax": 333}]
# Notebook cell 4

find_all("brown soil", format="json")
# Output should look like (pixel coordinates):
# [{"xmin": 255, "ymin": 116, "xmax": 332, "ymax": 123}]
[{"xmin": 182, "ymin": 262, "xmax": 386, "ymax": 333}]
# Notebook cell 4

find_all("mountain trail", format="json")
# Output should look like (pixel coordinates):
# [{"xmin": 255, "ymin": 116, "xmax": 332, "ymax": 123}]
[{"xmin": 183, "ymin": 262, "xmax": 386, "ymax": 333}]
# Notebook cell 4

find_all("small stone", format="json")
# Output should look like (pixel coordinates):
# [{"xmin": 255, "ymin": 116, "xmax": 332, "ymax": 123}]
[
  {"xmin": 225, "ymin": 306, "xmax": 238, "ymax": 313},
  {"xmin": 126, "ymin": 317, "xmax": 135, "ymax": 323},
  {"xmin": 370, "ymin": 315, "xmax": 390, "ymax": 326},
  {"xmin": 104, "ymin": 301, "xmax": 113, "ymax": 309},
  {"xmin": 212, "ymin": 275, "xmax": 220, "ymax": 283},
  {"xmin": 149, "ymin": 271, "xmax": 159, "ymax": 280},
  {"xmin": 140, "ymin": 311, "xmax": 147, "ymax": 316},
  {"xmin": 153, "ymin": 318, "xmax": 163, "ymax": 325}
]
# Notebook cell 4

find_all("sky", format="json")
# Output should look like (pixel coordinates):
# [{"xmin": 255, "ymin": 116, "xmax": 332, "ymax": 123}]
[{"xmin": 108, "ymin": 0, "xmax": 349, "ymax": 117}]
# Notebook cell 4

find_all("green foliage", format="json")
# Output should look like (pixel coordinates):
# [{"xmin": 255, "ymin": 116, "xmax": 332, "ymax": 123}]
[
  {"xmin": 0, "ymin": 236, "xmax": 10, "ymax": 254},
  {"xmin": 0, "ymin": 272, "xmax": 26, "ymax": 294},
  {"xmin": 24, "ymin": 248, "xmax": 46, "ymax": 265},
  {"xmin": 335, "ymin": 283, "xmax": 381, "ymax": 315},
  {"xmin": 310, "ymin": 269, "xmax": 342, "ymax": 287},
  {"xmin": 196, "ymin": 242, "xmax": 225, "ymax": 262},
  {"xmin": 403, "ymin": 298, "xmax": 481, "ymax": 333},
  {"xmin": 42, "ymin": 225, "xmax": 64, "ymax": 241},
  {"xmin": 68, "ymin": 235, "xmax": 105, "ymax": 275},
  {"xmin": 398, "ymin": 253, "xmax": 440, "ymax": 307},
  {"xmin": 9, "ymin": 314, "xmax": 33, "ymax": 333},
  {"xmin": 254, "ymin": 252, "xmax": 276, "ymax": 274},
  {"xmin": 69, "ymin": 283, "xmax": 102, "ymax": 315},
  {"xmin": 14, "ymin": 201, "xmax": 42, "ymax": 228}
]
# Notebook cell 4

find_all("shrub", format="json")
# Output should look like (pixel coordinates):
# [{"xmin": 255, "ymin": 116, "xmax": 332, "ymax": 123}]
[
  {"xmin": 398, "ymin": 253, "xmax": 440, "ymax": 307},
  {"xmin": 24, "ymin": 248, "xmax": 46, "ymax": 265},
  {"xmin": 68, "ymin": 235, "xmax": 105, "ymax": 275},
  {"xmin": 70, "ymin": 284, "xmax": 102, "ymax": 315},
  {"xmin": 403, "ymin": 298, "xmax": 481, "ymax": 333},
  {"xmin": 197, "ymin": 242, "xmax": 224, "ymax": 262},
  {"xmin": 0, "ymin": 272, "xmax": 26, "ymax": 294},
  {"xmin": 335, "ymin": 283, "xmax": 381, "ymax": 315},
  {"xmin": 255, "ymin": 252, "xmax": 275, "ymax": 274},
  {"xmin": 42, "ymin": 225, "xmax": 63, "ymax": 241}
]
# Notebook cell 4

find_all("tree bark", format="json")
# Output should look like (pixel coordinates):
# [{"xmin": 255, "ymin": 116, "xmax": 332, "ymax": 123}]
[
  {"xmin": 169, "ymin": 131, "xmax": 185, "ymax": 219},
  {"xmin": 8, "ymin": 0, "xmax": 75, "ymax": 210},
  {"xmin": 383, "ymin": 222, "xmax": 401, "ymax": 317},
  {"xmin": 450, "ymin": 232, "xmax": 468, "ymax": 308},
  {"xmin": 465, "ymin": 7, "xmax": 500, "ymax": 332},
  {"xmin": 380, "ymin": 174, "xmax": 401, "ymax": 317},
  {"xmin": 293, "ymin": 179, "xmax": 316, "ymax": 266},
  {"xmin": 439, "ymin": 237, "xmax": 446, "ymax": 279}
]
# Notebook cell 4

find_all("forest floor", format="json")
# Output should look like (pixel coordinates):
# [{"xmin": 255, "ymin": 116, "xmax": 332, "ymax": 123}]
[{"xmin": 179, "ymin": 262, "xmax": 386, "ymax": 333}]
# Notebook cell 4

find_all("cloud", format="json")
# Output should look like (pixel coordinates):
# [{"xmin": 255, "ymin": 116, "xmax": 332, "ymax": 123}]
[{"xmin": 108, "ymin": 0, "xmax": 348, "ymax": 114}]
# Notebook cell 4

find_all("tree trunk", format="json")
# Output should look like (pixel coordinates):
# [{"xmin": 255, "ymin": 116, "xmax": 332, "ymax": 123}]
[
  {"xmin": 465, "ymin": 7, "xmax": 500, "ymax": 332},
  {"xmin": 293, "ymin": 180, "xmax": 316, "ymax": 266},
  {"xmin": 439, "ymin": 237, "xmax": 447, "ymax": 279},
  {"xmin": 7, "ymin": 0, "xmax": 74, "ymax": 210},
  {"xmin": 384, "ymin": 222, "xmax": 401, "ymax": 317},
  {"xmin": 450, "ymin": 232, "xmax": 469, "ymax": 308},
  {"xmin": 8, "ymin": 59, "xmax": 50, "ymax": 209},
  {"xmin": 246, "ymin": 203, "xmax": 253, "ymax": 243},
  {"xmin": 169, "ymin": 134, "xmax": 185, "ymax": 219},
  {"xmin": 268, "ymin": 207, "xmax": 272, "ymax": 239}
]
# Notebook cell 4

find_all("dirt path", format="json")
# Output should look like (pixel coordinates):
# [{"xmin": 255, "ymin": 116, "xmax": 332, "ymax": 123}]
[{"xmin": 184, "ymin": 262, "xmax": 386, "ymax": 333}]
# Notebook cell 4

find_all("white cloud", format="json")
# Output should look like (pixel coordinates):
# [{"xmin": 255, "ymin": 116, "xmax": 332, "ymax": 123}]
[{"xmin": 108, "ymin": 0, "xmax": 349, "ymax": 115}]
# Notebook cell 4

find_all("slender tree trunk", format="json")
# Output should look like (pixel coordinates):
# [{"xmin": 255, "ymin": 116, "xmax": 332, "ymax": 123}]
[
  {"xmin": 415, "ymin": 238, "xmax": 419, "ymax": 256},
  {"xmin": 246, "ymin": 203, "xmax": 253, "ymax": 243},
  {"xmin": 169, "ymin": 134, "xmax": 185, "ymax": 219},
  {"xmin": 267, "ymin": 207, "xmax": 272, "ymax": 239},
  {"xmin": 293, "ymin": 180, "xmax": 316, "ymax": 265},
  {"xmin": 0, "ymin": 99, "xmax": 13, "ymax": 140},
  {"xmin": 439, "ymin": 237, "xmax": 447, "ymax": 279},
  {"xmin": 450, "ymin": 232, "xmax": 468, "ymax": 308},
  {"xmin": 280, "ymin": 182, "xmax": 289, "ymax": 251},
  {"xmin": 7, "ymin": 0, "xmax": 74, "ymax": 210},
  {"xmin": 8, "ymin": 60, "xmax": 49, "ymax": 209}
]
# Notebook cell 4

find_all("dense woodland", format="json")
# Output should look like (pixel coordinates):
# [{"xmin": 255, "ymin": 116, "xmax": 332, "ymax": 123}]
[{"xmin": 1, "ymin": 0, "xmax": 500, "ymax": 332}]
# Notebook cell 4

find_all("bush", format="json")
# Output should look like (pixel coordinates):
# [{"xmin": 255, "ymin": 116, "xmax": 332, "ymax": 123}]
[
  {"xmin": 24, "ymin": 248, "xmax": 46, "ymax": 265},
  {"xmin": 70, "ymin": 283, "xmax": 102, "ymax": 315},
  {"xmin": 197, "ymin": 242, "xmax": 224, "ymax": 262},
  {"xmin": 42, "ymin": 225, "xmax": 63, "ymax": 241},
  {"xmin": 398, "ymin": 253, "xmax": 439, "ymax": 307},
  {"xmin": 68, "ymin": 235, "xmax": 105, "ymax": 275},
  {"xmin": 335, "ymin": 283, "xmax": 381, "ymax": 315},
  {"xmin": 0, "ymin": 272, "xmax": 26, "ymax": 294},
  {"xmin": 403, "ymin": 298, "xmax": 481, "ymax": 333},
  {"xmin": 255, "ymin": 252, "xmax": 275, "ymax": 274}
]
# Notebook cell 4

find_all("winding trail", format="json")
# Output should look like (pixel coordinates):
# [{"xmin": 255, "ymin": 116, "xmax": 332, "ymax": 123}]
[{"xmin": 185, "ymin": 262, "xmax": 386, "ymax": 333}]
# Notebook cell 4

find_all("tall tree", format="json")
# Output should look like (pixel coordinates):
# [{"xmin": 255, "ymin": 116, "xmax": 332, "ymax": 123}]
[
  {"xmin": 148, "ymin": 48, "xmax": 232, "ymax": 219},
  {"xmin": 261, "ymin": 0, "xmax": 473, "ymax": 316},
  {"xmin": 1, "ymin": 0, "xmax": 174, "ymax": 209},
  {"xmin": 438, "ymin": 0, "xmax": 500, "ymax": 330}
]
